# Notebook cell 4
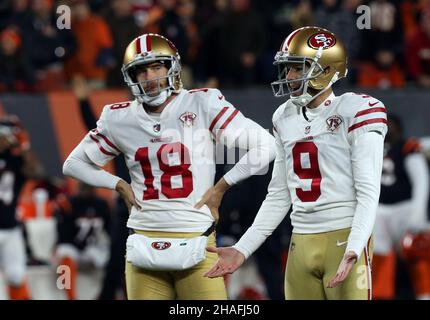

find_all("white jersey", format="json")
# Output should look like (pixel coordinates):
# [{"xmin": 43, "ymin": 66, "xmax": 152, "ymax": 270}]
[
  {"xmin": 273, "ymin": 92, "xmax": 388, "ymax": 233},
  {"xmin": 82, "ymin": 88, "xmax": 250, "ymax": 232}
]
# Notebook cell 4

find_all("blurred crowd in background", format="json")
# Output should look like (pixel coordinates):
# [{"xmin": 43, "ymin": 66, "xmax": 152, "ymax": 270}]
[{"xmin": 0, "ymin": 0, "xmax": 430, "ymax": 92}]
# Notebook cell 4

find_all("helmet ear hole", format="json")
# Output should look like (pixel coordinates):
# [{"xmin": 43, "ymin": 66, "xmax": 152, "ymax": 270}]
[
  {"xmin": 128, "ymin": 66, "xmax": 139, "ymax": 82},
  {"xmin": 163, "ymin": 60, "xmax": 172, "ymax": 70}
]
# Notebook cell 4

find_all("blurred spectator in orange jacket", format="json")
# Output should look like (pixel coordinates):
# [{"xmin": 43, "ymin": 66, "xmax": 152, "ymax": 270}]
[
  {"xmin": 358, "ymin": 48, "xmax": 405, "ymax": 89},
  {"xmin": 407, "ymin": 6, "xmax": 430, "ymax": 88},
  {"xmin": 65, "ymin": 0, "xmax": 114, "ymax": 88}
]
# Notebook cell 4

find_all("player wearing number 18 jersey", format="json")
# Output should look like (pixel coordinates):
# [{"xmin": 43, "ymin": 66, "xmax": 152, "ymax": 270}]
[
  {"xmin": 63, "ymin": 34, "xmax": 275, "ymax": 299},
  {"xmin": 204, "ymin": 27, "xmax": 387, "ymax": 300}
]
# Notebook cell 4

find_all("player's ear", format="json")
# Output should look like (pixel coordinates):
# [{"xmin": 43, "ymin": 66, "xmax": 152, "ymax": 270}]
[{"xmin": 323, "ymin": 66, "xmax": 331, "ymax": 75}]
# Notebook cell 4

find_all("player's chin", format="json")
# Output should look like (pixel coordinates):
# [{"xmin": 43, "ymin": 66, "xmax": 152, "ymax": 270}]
[
  {"xmin": 290, "ymin": 89, "xmax": 303, "ymax": 97},
  {"xmin": 288, "ymin": 85, "xmax": 303, "ymax": 96},
  {"xmin": 145, "ymin": 85, "xmax": 168, "ymax": 97}
]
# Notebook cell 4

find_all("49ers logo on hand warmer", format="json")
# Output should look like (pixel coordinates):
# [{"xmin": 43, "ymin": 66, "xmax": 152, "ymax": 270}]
[
  {"xmin": 308, "ymin": 32, "xmax": 336, "ymax": 49},
  {"xmin": 151, "ymin": 241, "xmax": 171, "ymax": 250}
]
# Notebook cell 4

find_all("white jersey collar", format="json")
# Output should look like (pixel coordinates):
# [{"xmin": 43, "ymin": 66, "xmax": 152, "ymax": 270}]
[{"xmin": 304, "ymin": 92, "xmax": 336, "ymax": 121}]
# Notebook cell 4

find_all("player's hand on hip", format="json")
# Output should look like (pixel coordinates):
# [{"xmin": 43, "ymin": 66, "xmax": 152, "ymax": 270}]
[
  {"xmin": 194, "ymin": 178, "xmax": 231, "ymax": 225},
  {"xmin": 326, "ymin": 251, "xmax": 358, "ymax": 288},
  {"xmin": 194, "ymin": 186, "xmax": 222, "ymax": 224},
  {"xmin": 203, "ymin": 247, "xmax": 245, "ymax": 278},
  {"xmin": 115, "ymin": 180, "xmax": 141, "ymax": 212}
]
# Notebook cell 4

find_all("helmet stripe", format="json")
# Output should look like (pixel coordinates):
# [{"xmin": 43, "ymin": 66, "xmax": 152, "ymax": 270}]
[
  {"xmin": 283, "ymin": 28, "xmax": 301, "ymax": 51},
  {"xmin": 146, "ymin": 34, "xmax": 152, "ymax": 51},
  {"xmin": 140, "ymin": 35, "xmax": 147, "ymax": 52},
  {"xmin": 136, "ymin": 35, "xmax": 150, "ymax": 53},
  {"xmin": 136, "ymin": 36, "xmax": 142, "ymax": 53}
]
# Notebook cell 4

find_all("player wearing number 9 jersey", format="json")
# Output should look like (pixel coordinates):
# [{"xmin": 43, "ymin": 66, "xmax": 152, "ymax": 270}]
[
  {"xmin": 204, "ymin": 26, "xmax": 387, "ymax": 300},
  {"xmin": 62, "ymin": 33, "xmax": 276, "ymax": 299}
]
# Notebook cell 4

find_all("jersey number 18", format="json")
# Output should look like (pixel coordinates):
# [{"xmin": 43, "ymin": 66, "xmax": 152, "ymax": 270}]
[{"xmin": 135, "ymin": 142, "xmax": 193, "ymax": 200}]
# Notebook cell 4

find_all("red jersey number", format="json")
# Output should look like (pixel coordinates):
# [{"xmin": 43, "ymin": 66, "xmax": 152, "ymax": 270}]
[
  {"xmin": 135, "ymin": 142, "xmax": 194, "ymax": 200},
  {"xmin": 292, "ymin": 141, "xmax": 322, "ymax": 202},
  {"xmin": 110, "ymin": 102, "xmax": 131, "ymax": 110}
]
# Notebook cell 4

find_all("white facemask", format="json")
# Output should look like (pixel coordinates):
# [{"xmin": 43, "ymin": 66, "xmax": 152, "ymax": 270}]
[{"xmin": 290, "ymin": 92, "xmax": 315, "ymax": 108}]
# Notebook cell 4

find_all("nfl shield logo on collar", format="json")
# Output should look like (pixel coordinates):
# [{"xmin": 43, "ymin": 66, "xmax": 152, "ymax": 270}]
[{"xmin": 153, "ymin": 123, "xmax": 161, "ymax": 132}]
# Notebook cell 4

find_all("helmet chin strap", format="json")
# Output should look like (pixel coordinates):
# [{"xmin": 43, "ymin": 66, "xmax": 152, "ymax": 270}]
[
  {"xmin": 291, "ymin": 71, "xmax": 340, "ymax": 108},
  {"xmin": 138, "ymin": 89, "xmax": 172, "ymax": 107},
  {"xmin": 290, "ymin": 92, "xmax": 314, "ymax": 108}
]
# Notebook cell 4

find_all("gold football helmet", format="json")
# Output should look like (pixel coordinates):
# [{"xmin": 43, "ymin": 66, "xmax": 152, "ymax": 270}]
[
  {"xmin": 121, "ymin": 33, "xmax": 182, "ymax": 105},
  {"xmin": 271, "ymin": 26, "xmax": 347, "ymax": 107}
]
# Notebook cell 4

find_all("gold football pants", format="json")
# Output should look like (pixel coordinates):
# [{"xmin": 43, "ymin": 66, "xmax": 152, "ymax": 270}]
[{"xmin": 285, "ymin": 228, "xmax": 373, "ymax": 300}]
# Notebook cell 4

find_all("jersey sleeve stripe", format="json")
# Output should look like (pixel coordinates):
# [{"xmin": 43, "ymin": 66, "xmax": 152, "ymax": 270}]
[
  {"xmin": 219, "ymin": 109, "xmax": 240, "ymax": 130},
  {"xmin": 94, "ymin": 132, "xmax": 121, "ymax": 152},
  {"xmin": 89, "ymin": 135, "xmax": 117, "ymax": 157},
  {"xmin": 209, "ymin": 106, "xmax": 229, "ymax": 132},
  {"xmin": 354, "ymin": 107, "xmax": 386, "ymax": 118},
  {"xmin": 348, "ymin": 118, "xmax": 387, "ymax": 133}
]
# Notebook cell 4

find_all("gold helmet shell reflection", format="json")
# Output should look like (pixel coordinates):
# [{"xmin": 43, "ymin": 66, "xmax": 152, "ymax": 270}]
[
  {"xmin": 271, "ymin": 26, "xmax": 347, "ymax": 103},
  {"xmin": 121, "ymin": 34, "xmax": 182, "ymax": 101}
]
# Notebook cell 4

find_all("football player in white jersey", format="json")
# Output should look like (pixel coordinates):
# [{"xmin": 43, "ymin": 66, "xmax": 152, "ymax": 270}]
[
  {"xmin": 62, "ymin": 33, "xmax": 276, "ymax": 299},
  {"xmin": 204, "ymin": 26, "xmax": 388, "ymax": 300}
]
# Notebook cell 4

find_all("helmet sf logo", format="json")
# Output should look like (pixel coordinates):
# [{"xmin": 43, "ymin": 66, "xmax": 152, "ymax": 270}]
[
  {"xmin": 326, "ymin": 115, "xmax": 343, "ymax": 132},
  {"xmin": 151, "ymin": 241, "xmax": 171, "ymax": 250},
  {"xmin": 308, "ymin": 32, "xmax": 336, "ymax": 49}
]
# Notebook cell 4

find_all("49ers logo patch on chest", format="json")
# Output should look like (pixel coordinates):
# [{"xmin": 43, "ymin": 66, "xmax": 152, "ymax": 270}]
[
  {"xmin": 151, "ymin": 241, "xmax": 171, "ymax": 250},
  {"xmin": 326, "ymin": 115, "xmax": 343, "ymax": 132}
]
